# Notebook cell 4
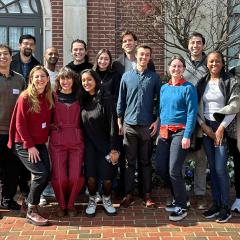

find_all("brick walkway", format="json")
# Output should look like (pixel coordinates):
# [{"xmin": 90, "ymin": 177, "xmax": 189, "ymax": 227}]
[{"xmin": 0, "ymin": 187, "xmax": 240, "ymax": 240}]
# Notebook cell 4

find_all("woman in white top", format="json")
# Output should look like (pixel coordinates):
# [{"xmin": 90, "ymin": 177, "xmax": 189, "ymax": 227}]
[{"xmin": 197, "ymin": 51, "xmax": 240, "ymax": 223}]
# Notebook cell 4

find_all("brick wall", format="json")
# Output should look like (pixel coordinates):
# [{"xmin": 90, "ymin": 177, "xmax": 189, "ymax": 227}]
[{"xmin": 51, "ymin": 0, "xmax": 63, "ymax": 68}]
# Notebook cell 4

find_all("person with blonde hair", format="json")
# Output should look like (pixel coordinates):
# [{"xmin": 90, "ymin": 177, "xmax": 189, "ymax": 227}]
[{"xmin": 8, "ymin": 65, "xmax": 53, "ymax": 226}]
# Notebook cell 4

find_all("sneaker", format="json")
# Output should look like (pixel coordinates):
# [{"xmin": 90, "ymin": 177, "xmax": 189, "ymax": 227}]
[
  {"xmin": 165, "ymin": 200, "xmax": 190, "ymax": 212},
  {"xmin": 102, "ymin": 195, "xmax": 116, "ymax": 216},
  {"xmin": 203, "ymin": 203, "xmax": 220, "ymax": 219},
  {"xmin": 169, "ymin": 206, "xmax": 187, "ymax": 221},
  {"xmin": 39, "ymin": 195, "xmax": 47, "ymax": 206},
  {"xmin": 95, "ymin": 192, "xmax": 102, "ymax": 203},
  {"xmin": 231, "ymin": 198, "xmax": 240, "ymax": 213},
  {"xmin": 86, "ymin": 196, "xmax": 97, "ymax": 217},
  {"xmin": 216, "ymin": 206, "xmax": 232, "ymax": 223}
]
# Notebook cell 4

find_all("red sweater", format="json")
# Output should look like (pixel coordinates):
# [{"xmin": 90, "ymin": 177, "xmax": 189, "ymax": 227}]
[{"xmin": 8, "ymin": 94, "xmax": 52, "ymax": 149}]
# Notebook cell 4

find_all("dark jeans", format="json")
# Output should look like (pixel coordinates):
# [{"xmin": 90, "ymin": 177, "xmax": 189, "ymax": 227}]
[
  {"xmin": 203, "ymin": 119, "xmax": 229, "ymax": 206},
  {"xmin": 123, "ymin": 124, "xmax": 152, "ymax": 196},
  {"xmin": 14, "ymin": 143, "xmax": 50, "ymax": 205},
  {"xmin": 227, "ymin": 137, "xmax": 240, "ymax": 198},
  {"xmin": 155, "ymin": 130, "xmax": 188, "ymax": 208},
  {"xmin": 0, "ymin": 135, "xmax": 20, "ymax": 205}
]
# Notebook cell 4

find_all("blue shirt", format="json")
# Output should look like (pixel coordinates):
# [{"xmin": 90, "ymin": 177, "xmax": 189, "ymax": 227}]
[
  {"xmin": 160, "ymin": 81, "xmax": 198, "ymax": 138},
  {"xmin": 117, "ymin": 69, "xmax": 160, "ymax": 126}
]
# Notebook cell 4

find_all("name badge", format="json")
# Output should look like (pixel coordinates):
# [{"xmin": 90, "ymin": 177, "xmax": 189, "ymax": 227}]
[
  {"xmin": 42, "ymin": 122, "xmax": 46, "ymax": 129},
  {"xmin": 12, "ymin": 89, "xmax": 20, "ymax": 95}
]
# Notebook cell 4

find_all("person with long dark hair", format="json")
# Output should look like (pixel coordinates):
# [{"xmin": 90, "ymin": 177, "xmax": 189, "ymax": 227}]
[
  {"xmin": 79, "ymin": 69, "xmax": 120, "ymax": 217},
  {"xmin": 197, "ymin": 51, "xmax": 240, "ymax": 223}
]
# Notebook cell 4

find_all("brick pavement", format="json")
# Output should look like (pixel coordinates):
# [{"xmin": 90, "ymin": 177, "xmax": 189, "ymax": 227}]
[{"xmin": 0, "ymin": 187, "xmax": 240, "ymax": 240}]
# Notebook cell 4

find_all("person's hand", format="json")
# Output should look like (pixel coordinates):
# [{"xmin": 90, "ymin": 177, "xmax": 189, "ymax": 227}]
[
  {"xmin": 149, "ymin": 119, "xmax": 158, "ymax": 137},
  {"xmin": 28, "ymin": 146, "xmax": 40, "ymax": 163},
  {"xmin": 214, "ymin": 125, "xmax": 224, "ymax": 146},
  {"xmin": 118, "ymin": 118, "xmax": 123, "ymax": 135},
  {"xmin": 201, "ymin": 123, "xmax": 215, "ymax": 140},
  {"xmin": 182, "ymin": 138, "xmax": 190, "ymax": 149},
  {"xmin": 109, "ymin": 150, "xmax": 120, "ymax": 165}
]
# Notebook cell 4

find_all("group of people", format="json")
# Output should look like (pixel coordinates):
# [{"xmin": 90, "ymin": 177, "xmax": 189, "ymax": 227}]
[{"xmin": 0, "ymin": 30, "xmax": 240, "ymax": 226}]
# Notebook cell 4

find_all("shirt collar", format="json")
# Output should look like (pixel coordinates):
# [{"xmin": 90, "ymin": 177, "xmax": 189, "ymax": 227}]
[
  {"xmin": 0, "ymin": 70, "xmax": 14, "ymax": 78},
  {"xmin": 168, "ymin": 78, "xmax": 186, "ymax": 86}
]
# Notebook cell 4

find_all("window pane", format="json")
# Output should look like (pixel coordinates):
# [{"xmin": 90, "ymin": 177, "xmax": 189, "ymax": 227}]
[
  {"xmin": 9, "ymin": 27, "xmax": 21, "ymax": 51},
  {"xmin": 31, "ymin": 0, "xmax": 38, "ymax": 13},
  {"xmin": 20, "ymin": 0, "xmax": 34, "ymax": 13},
  {"xmin": 23, "ymin": 27, "xmax": 35, "ymax": 36},
  {"xmin": 0, "ymin": 27, "xmax": 7, "ymax": 44},
  {"xmin": 0, "ymin": 3, "xmax": 7, "ymax": 13},
  {"xmin": 2, "ymin": 0, "xmax": 20, "ymax": 13}
]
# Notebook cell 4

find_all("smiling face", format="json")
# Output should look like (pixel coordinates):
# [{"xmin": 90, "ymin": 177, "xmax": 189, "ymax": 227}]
[
  {"xmin": 122, "ymin": 34, "xmax": 137, "ymax": 55},
  {"xmin": 71, "ymin": 42, "xmax": 86, "ymax": 64},
  {"xmin": 0, "ymin": 47, "xmax": 12, "ymax": 69},
  {"xmin": 19, "ymin": 38, "xmax": 36, "ymax": 57},
  {"xmin": 97, "ymin": 52, "xmax": 110, "ymax": 71},
  {"xmin": 207, "ymin": 52, "xmax": 223, "ymax": 78},
  {"xmin": 44, "ymin": 47, "xmax": 59, "ymax": 65},
  {"xmin": 31, "ymin": 69, "xmax": 49, "ymax": 94},
  {"xmin": 169, "ymin": 59, "xmax": 185, "ymax": 79},
  {"xmin": 81, "ymin": 72, "xmax": 96, "ymax": 95},
  {"xmin": 59, "ymin": 77, "xmax": 73, "ymax": 94},
  {"xmin": 135, "ymin": 47, "xmax": 151, "ymax": 69},
  {"xmin": 188, "ymin": 36, "xmax": 204, "ymax": 60}
]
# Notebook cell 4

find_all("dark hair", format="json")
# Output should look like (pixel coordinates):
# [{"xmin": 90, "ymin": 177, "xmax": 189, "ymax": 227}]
[
  {"xmin": 188, "ymin": 32, "xmax": 205, "ymax": 45},
  {"xmin": 92, "ymin": 48, "xmax": 112, "ymax": 71},
  {"xmin": 120, "ymin": 30, "xmax": 138, "ymax": 43},
  {"xmin": 70, "ymin": 39, "xmax": 87, "ymax": 51},
  {"xmin": 55, "ymin": 67, "xmax": 80, "ymax": 98},
  {"xmin": 168, "ymin": 55, "xmax": 186, "ymax": 68},
  {"xmin": 79, "ymin": 69, "xmax": 103, "ymax": 106},
  {"xmin": 135, "ymin": 44, "xmax": 152, "ymax": 55},
  {"xmin": 19, "ymin": 34, "xmax": 36, "ymax": 44},
  {"xmin": 206, "ymin": 50, "xmax": 226, "ymax": 74},
  {"xmin": 0, "ymin": 44, "xmax": 12, "ymax": 56}
]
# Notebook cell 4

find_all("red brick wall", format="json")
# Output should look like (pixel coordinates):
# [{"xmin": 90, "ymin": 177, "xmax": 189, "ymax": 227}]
[{"xmin": 51, "ymin": 0, "xmax": 63, "ymax": 68}]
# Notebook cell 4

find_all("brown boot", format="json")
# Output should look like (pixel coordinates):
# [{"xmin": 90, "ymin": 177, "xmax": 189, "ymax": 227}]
[
  {"xmin": 196, "ymin": 195, "xmax": 207, "ymax": 210},
  {"xmin": 26, "ymin": 206, "xmax": 49, "ymax": 226},
  {"xmin": 120, "ymin": 194, "xmax": 135, "ymax": 208}
]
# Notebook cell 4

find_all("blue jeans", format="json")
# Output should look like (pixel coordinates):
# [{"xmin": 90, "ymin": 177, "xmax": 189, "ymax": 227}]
[
  {"xmin": 155, "ymin": 130, "xmax": 188, "ymax": 208},
  {"xmin": 203, "ymin": 119, "xmax": 230, "ymax": 206}
]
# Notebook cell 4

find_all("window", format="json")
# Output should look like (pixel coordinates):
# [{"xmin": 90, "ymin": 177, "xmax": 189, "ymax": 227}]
[{"xmin": 0, "ymin": 0, "xmax": 43, "ymax": 61}]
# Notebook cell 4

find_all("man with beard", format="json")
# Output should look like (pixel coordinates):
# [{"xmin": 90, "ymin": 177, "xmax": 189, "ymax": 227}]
[
  {"xmin": 44, "ymin": 47, "xmax": 59, "ymax": 88},
  {"xmin": 11, "ymin": 34, "xmax": 40, "ymax": 85}
]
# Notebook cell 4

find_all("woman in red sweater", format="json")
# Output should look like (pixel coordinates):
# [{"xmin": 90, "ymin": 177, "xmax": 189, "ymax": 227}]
[{"xmin": 8, "ymin": 65, "xmax": 53, "ymax": 226}]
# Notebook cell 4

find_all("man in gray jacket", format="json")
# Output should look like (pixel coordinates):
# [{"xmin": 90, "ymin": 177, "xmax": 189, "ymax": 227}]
[{"xmin": 183, "ymin": 32, "xmax": 208, "ymax": 210}]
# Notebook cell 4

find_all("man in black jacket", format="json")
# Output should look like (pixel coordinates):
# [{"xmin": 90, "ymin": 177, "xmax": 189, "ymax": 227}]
[{"xmin": 10, "ymin": 34, "xmax": 40, "ymax": 85}]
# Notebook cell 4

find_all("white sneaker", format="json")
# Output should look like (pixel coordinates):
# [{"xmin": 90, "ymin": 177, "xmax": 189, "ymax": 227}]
[
  {"xmin": 102, "ymin": 195, "xmax": 116, "ymax": 216},
  {"xmin": 39, "ymin": 195, "xmax": 47, "ymax": 206},
  {"xmin": 86, "ymin": 196, "xmax": 97, "ymax": 217},
  {"xmin": 231, "ymin": 198, "xmax": 240, "ymax": 213}
]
